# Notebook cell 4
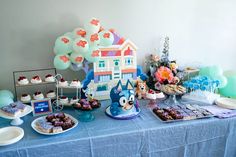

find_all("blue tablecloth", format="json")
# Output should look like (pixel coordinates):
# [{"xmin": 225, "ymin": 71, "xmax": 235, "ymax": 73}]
[{"xmin": 0, "ymin": 100, "xmax": 236, "ymax": 157}]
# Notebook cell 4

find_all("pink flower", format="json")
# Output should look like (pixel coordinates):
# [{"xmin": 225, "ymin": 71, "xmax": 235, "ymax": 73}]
[{"xmin": 155, "ymin": 66, "xmax": 174, "ymax": 84}]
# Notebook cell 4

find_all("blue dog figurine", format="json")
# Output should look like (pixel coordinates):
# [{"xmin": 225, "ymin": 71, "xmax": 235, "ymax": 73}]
[{"xmin": 110, "ymin": 80, "xmax": 139, "ymax": 116}]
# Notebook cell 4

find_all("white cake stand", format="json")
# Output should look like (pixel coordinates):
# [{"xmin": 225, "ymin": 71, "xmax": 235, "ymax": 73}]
[{"xmin": 0, "ymin": 105, "xmax": 33, "ymax": 125}]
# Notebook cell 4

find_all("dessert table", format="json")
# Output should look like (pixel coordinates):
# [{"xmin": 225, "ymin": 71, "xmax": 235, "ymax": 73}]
[{"xmin": 0, "ymin": 100, "xmax": 236, "ymax": 157}]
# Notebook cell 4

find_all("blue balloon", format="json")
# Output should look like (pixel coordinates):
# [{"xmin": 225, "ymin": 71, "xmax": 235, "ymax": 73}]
[{"xmin": 0, "ymin": 90, "xmax": 14, "ymax": 99}]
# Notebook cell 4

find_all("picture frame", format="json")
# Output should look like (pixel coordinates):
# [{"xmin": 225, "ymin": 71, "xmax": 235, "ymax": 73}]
[{"xmin": 31, "ymin": 98, "xmax": 53, "ymax": 116}]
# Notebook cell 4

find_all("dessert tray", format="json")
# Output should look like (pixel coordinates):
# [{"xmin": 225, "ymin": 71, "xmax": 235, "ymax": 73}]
[
  {"xmin": 215, "ymin": 98, "xmax": 236, "ymax": 109},
  {"xmin": 31, "ymin": 113, "xmax": 78, "ymax": 135},
  {"xmin": 152, "ymin": 104, "xmax": 213, "ymax": 123},
  {"xmin": 0, "ymin": 126, "xmax": 24, "ymax": 146},
  {"xmin": 0, "ymin": 105, "xmax": 33, "ymax": 125}
]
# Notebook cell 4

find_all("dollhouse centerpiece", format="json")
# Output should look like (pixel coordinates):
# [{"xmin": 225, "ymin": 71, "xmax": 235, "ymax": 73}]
[{"xmin": 88, "ymin": 39, "xmax": 138, "ymax": 100}]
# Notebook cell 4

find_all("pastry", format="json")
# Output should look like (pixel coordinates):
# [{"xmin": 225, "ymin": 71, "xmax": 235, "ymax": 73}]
[
  {"xmin": 45, "ymin": 74, "xmax": 55, "ymax": 82},
  {"xmin": 52, "ymin": 126, "xmax": 63, "ymax": 133},
  {"xmin": 33, "ymin": 91, "xmax": 44, "ymax": 100},
  {"xmin": 70, "ymin": 96, "xmax": 78, "ymax": 105},
  {"xmin": 31, "ymin": 75, "xmax": 42, "ymax": 84},
  {"xmin": 1, "ymin": 106, "xmax": 21, "ymax": 117},
  {"xmin": 0, "ymin": 102, "xmax": 26, "ymax": 117},
  {"xmin": 89, "ymin": 99, "xmax": 101, "ymax": 108},
  {"xmin": 17, "ymin": 76, "xmax": 29, "ymax": 85},
  {"xmin": 80, "ymin": 99, "xmax": 92, "ymax": 111},
  {"xmin": 73, "ymin": 102, "xmax": 82, "ymax": 109},
  {"xmin": 59, "ymin": 96, "xmax": 69, "ymax": 105},
  {"xmin": 20, "ymin": 93, "xmax": 31, "ymax": 102},
  {"xmin": 162, "ymin": 84, "xmax": 186, "ymax": 95},
  {"xmin": 37, "ymin": 122, "xmax": 53, "ymax": 133},
  {"xmin": 58, "ymin": 78, "xmax": 68, "ymax": 87},
  {"xmin": 46, "ymin": 90, "xmax": 56, "ymax": 98},
  {"xmin": 37, "ymin": 113, "xmax": 75, "ymax": 133},
  {"xmin": 70, "ymin": 79, "xmax": 81, "ymax": 87},
  {"xmin": 146, "ymin": 89, "xmax": 157, "ymax": 99}
]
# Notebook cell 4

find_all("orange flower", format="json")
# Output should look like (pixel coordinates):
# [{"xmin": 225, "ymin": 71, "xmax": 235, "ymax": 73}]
[
  {"xmin": 59, "ymin": 55, "xmax": 69, "ymax": 63},
  {"xmin": 61, "ymin": 37, "xmax": 69, "ymax": 44},
  {"xmin": 155, "ymin": 66, "xmax": 174, "ymax": 84},
  {"xmin": 91, "ymin": 50, "xmax": 100, "ymax": 57},
  {"xmin": 90, "ymin": 34, "xmax": 99, "ymax": 42},
  {"xmin": 76, "ymin": 40, "xmax": 87, "ymax": 48},
  {"xmin": 103, "ymin": 33, "xmax": 110, "ymax": 38},
  {"xmin": 90, "ymin": 19, "xmax": 99, "ymax": 26},
  {"xmin": 76, "ymin": 30, "xmax": 86, "ymax": 37}
]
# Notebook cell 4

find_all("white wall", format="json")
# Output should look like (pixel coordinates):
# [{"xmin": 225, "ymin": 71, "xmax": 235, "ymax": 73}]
[{"xmin": 0, "ymin": 0, "xmax": 236, "ymax": 92}]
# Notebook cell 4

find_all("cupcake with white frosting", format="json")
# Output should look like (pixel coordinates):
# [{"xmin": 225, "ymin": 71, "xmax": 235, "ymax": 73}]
[
  {"xmin": 33, "ymin": 91, "xmax": 44, "ymax": 100},
  {"xmin": 18, "ymin": 76, "xmax": 29, "ymax": 85},
  {"xmin": 20, "ymin": 93, "xmax": 31, "ymax": 102},
  {"xmin": 46, "ymin": 90, "xmax": 56, "ymax": 99},
  {"xmin": 45, "ymin": 74, "xmax": 55, "ymax": 82},
  {"xmin": 70, "ymin": 79, "xmax": 81, "ymax": 87},
  {"xmin": 31, "ymin": 75, "xmax": 42, "ymax": 84},
  {"xmin": 58, "ymin": 78, "xmax": 68, "ymax": 87}
]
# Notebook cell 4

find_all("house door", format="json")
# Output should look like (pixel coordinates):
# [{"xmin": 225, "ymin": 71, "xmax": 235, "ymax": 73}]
[{"xmin": 113, "ymin": 59, "xmax": 121, "ymax": 79}]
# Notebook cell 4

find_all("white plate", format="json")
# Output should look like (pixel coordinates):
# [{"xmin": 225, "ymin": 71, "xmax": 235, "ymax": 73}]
[
  {"xmin": 31, "ymin": 113, "xmax": 78, "ymax": 135},
  {"xmin": 215, "ymin": 98, "xmax": 236, "ymax": 109},
  {"xmin": 0, "ymin": 105, "xmax": 33, "ymax": 119},
  {"xmin": 0, "ymin": 127, "xmax": 24, "ymax": 146}
]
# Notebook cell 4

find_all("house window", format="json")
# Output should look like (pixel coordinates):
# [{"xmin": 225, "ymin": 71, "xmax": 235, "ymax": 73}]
[
  {"xmin": 99, "ymin": 61, "xmax": 105, "ymax": 68},
  {"xmin": 113, "ymin": 59, "xmax": 119, "ymax": 66},
  {"xmin": 122, "ymin": 73, "xmax": 133, "ymax": 79},
  {"xmin": 97, "ymin": 84, "xmax": 108, "ymax": 91},
  {"xmin": 125, "ymin": 58, "xmax": 133, "ymax": 66},
  {"xmin": 99, "ymin": 75, "xmax": 111, "ymax": 82}
]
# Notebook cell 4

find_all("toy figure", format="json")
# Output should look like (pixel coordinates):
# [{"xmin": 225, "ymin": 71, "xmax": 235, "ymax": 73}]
[
  {"xmin": 135, "ymin": 80, "xmax": 148, "ymax": 99},
  {"xmin": 110, "ymin": 80, "xmax": 139, "ymax": 116}
]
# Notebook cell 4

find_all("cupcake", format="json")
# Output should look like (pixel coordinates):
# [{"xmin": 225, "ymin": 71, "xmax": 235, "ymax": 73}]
[
  {"xmin": 89, "ymin": 99, "xmax": 101, "ymax": 108},
  {"xmin": 46, "ymin": 90, "xmax": 56, "ymax": 98},
  {"xmin": 146, "ymin": 89, "xmax": 157, "ymax": 99},
  {"xmin": 59, "ymin": 96, "xmax": 69, "ymax": 105},
  {"xmin": 58, "ymin": 78, "xmax": 68, "ymax": 87},
  {"xmin": 17, "ymin": 76, "xmax": 29, "ymax": 85},
  {"xmin": 45, "ymin": 74, "xmax": 55, "ymax": 82},
  {"xmin": 70, "ymin": 96, "xmax": 78, "ymax": 105},
  {"xmin": 31, "ymin": 75, "xmax": 42, "ymax": 84},
  {"xmin": 33, "ymin": 91, "xmax": 44, "ymax": 100},
  {"xmin": 80, "ymin": 99, "xmax": 92, "ymax": 111},
  {"xmin": 20, "ymin": 93, "xmax": 31, "ymax": 102},
  {"xmin": 70, "ymin": 79, "xmax": 81, "ymax": 87}
]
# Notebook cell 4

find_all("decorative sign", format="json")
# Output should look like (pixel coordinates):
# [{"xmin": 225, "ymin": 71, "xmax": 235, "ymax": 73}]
[{"xmin": 31, "ymin": 98, "xmax": 53, "ymax": 116}]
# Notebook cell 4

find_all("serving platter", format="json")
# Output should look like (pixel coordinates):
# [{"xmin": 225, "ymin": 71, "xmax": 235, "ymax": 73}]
[
  {"xmin": 31, "ymin": 113, "xmax": 78, "ymax": 135},
  {"xmin": 0, "ymin": 126, "xmax": 24, "ymax": 146},
  {"xmin": 215, "ymin": 98, "xmax": 236, "ymax": 109}
]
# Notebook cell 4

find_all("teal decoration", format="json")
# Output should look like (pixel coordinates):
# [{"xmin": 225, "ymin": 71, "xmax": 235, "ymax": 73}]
[
  {"xmin": 98, "ymin": 30, "xmax": 114, "ymax": 46},
  {"xmin": 64, "ymin": 32, "xmax": 75, "ymax": 39},
  {"xmin": 199, "ymin": 66, "xmax": 223, "ymax": 79},
  {"xmin": 219, "ymin": 71, "xmax": 236, "ymax": 98},
  {"xmin": 53, "ymin": 54, "xmax": 71, "ymax": 70},
  {"xmin": 70, "ymin": 52, "xmax": 84, "ymax": 64},
  {"xmin": 215, "ymin": 75, "xmax": 227, "ymax": 88},
  {"xmin": 0, "ymin": 96, "xmax": 14, "ymax": 108},
  {"xmin": 0, "ymin": 90, "xmax": 14, "ymax": 99},
  {"xmin": 84, "ymin": 18, "xmax": 101, "ymax": 34},
  {"xmin": 54, "ymin": 36, "xmax": 73, "ymax": 55},
  {"xmin": 72, "ymin": 37, "xmax": 89, "ymax": 55},
  {"xmin": 84, "ymin": 46, "xmax": 101, "ymax": 62}
]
